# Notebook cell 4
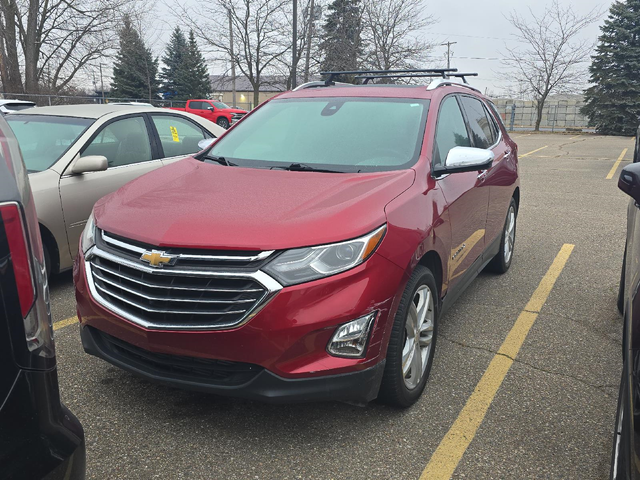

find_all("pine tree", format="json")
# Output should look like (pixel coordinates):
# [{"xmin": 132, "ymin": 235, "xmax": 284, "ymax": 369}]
[
  {"xmin": 111, "ymin": 17, "xmax": 159, "ymax": 101},
  {"xmin": 319, "ymin": 0, "xmax": 363, "ymax": 82},
  {"xmin": 184, "ymin": 30, "xmax": 211, "ymax": 99},
  {"xmin": 160, "ymin": 27, "xmax": 189, "ymax": 99},
  {"xmin": 582, "ymin": 0, "xmax": 640, "ymax": 135}
]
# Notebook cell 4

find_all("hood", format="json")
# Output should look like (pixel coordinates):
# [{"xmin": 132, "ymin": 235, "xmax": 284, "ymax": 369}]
[
  {"xmin": 226, "ymin": 108, "xmax": 247, "ymax": 114},
  {"xmin": 94, "ymin": 157, "xmax": 415, "ymax": 251}
]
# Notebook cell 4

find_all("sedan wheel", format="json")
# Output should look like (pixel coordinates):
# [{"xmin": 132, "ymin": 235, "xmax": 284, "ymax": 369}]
[{"xmin": 402, "ymin": 286, "xmax": 435, "ymax": 389}]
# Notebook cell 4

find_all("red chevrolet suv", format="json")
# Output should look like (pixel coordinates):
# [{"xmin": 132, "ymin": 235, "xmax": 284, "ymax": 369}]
[{"xmin": 74, "ymin": 69, "xmax": 519, "ymax": 407}]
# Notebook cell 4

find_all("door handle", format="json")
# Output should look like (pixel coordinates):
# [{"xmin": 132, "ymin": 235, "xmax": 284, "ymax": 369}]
[{"xmin": 477, "ymin": 170, "xmax": 488, "ymax": 181}]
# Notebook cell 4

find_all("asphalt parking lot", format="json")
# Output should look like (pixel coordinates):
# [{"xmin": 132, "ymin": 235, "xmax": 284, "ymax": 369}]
[{"xmin": 49, "ymin": 132, "xmax": 634, "ymax": 479}]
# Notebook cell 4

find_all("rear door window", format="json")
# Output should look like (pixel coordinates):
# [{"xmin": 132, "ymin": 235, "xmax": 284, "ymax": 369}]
[
  {"xmin": 151, "ymin": 115, "xmax": 207, "ymax": 157},
  {"xmin": 189, "ymin": 101, "xmax": 203, "ymax": 110},
  {"xmin": 459, "ymin": 96, "xmax": 494, "ymax": 149},
  {"xmin": 433, "ymin": 96, "xmax": 471, "ymax": 167}
]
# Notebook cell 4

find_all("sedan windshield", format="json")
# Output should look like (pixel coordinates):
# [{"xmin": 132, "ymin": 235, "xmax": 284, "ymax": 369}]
[
  {"xmin": 207, "ymin": 97, "xmax": 429, "ymax": 173},
  {"xmin": 7, "ymin": 115, "xmax": 93, "ymax": 173}
]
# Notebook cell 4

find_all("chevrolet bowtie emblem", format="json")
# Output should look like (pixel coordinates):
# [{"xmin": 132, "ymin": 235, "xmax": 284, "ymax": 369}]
[{"xmin": 140, "ymin": 250, "xmax": 175, "ymax": 267}]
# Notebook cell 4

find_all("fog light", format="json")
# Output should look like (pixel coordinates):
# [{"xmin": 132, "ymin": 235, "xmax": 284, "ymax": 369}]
[{"xmin": 327, "ymin": 312, "xmax": 376, "ymax": 358}]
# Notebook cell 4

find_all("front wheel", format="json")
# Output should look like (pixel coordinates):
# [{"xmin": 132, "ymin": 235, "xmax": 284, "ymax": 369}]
[
  {"xmin": 217, "ymin": 117, "xmax": 230, "ymax": 129},
  {"xmin": 379, "ymin": 265, "xmax": 439, "ymax": 408},
  {"xmin": 487, "ymin": 197, "xmax": 517, "ymax": 274}
]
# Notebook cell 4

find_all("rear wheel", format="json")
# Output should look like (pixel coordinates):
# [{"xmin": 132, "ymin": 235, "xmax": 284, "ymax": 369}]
[
  {"xmin": 217, "ymin": 117, "xmax": 230, "ymax": 129},
  {"xmin": 379, "ymin": 265, "xmax": 438, "ymax": 408},
  {"xmin": 487, "ymin": 197, "xmax": 517, "ymax": 274}
]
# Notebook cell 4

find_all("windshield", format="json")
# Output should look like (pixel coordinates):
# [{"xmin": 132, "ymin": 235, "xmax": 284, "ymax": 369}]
[
  {"xmin": 7, "ymin": 115, "xmax": 93, "ymax": 173},
  {"xmin": 208, "ymin": 97, "xmax": 429, "ymax": 173},
  {"xmin": 212, "ymin": 101, "xmax": 230, "ymax": 109}
]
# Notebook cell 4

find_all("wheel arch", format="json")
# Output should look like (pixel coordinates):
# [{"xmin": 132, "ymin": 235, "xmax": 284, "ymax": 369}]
[
  {"xmin": 417, "ymin": 250, "xmax": 443, "ymax": 301},
  {"xmin": 39, "ymin": 222, "xmax": 60, "ymax": 275}
]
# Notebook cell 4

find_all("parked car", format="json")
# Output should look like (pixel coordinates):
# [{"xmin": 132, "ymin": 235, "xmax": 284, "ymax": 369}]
[
  {"xmin": 0, "ymin": 99, "xmax": 35, "ymax": 114},
  {"xmin": 612, "ymin": 156, "xmax": 640, "ymax": 479},
  {"xmin": 0, "ymin": 115, "xmax": 85, "ymax": 479},
  {"xmin": 109, "ymin": 102, "xmax": 155, "ymax": 107},
  {"xmin": 6, "ymin": 104, "xmax": 225, "ymax": 277},
  {"xmin": 74, "ymin": 71, "xmax": 519, "ymax": 407},
  {"xmin": 169, "ymin": 99, "xmax": 247, "ymax": 129}
]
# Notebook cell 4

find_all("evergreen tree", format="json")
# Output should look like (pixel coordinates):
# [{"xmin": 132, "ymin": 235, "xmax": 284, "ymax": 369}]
[
  {"xmin": 582, "ymin": 0, "xmax": 640, "ymax": 135},
  {"xmin": 160, "ymin": 27, "xmax": 189, "ymax": 99},
  {"xmin": 184, "ymin": 30, "xmax": 211, "ymax": 99},
  {"xmin": 319, "ymin": 0, "xmax": 363, "ymax": 82},
  {"xmin": 111, "ymin": 17, "xmax": 159, "ymax": 101}
]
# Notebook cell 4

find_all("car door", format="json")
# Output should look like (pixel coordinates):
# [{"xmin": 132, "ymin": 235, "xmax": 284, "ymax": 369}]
[
  {"xmin": 149, "ymin": 113, "xmax": 210, "ymax": 165},
  {"xmin": 458, "ymin": 95, "xmax": 511, "ymax": 245},
  {"xmin": 433, "ymin": 95, "xmax": 490, "ymax": 290},
  {"xmin": 59, "ymin": 114, "xmax": 162, "ymax": 261}
]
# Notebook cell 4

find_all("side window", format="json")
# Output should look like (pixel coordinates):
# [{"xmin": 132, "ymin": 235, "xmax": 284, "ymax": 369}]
[
  {"xmin": 459, "ymin": 96, "xmax": 493, "ymax": 149},
  {"xmin": 483, "ymin": 105, "xmax": 499, "ymax": 144},
  {"xmin": 189, "ymin": 101, "xmax": 202, "ymax": 110},
  {"xmin": 81, "ymin": 116, "xmax": 152, "ymax": 168},
  {"xmin": 151, "ymin": 115, "xmax": 207, "ymax": 158},
  {"xmin": 434, "ymin": 96, "xmax": 471, "ymax": 166}
]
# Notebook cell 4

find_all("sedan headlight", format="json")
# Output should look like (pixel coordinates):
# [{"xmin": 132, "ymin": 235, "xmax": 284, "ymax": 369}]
[
  {"xmin": 263, "ymin": 225, "xmax": 386, "ymax": 286},
  {"xmin": 81, "ymin": 211, "xmax": 96, "ymax": 253}
]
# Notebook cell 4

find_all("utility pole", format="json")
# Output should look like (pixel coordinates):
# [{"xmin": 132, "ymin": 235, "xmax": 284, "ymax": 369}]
[
  {"xmin": 228, "ymin": 9, "xmax": 237, "ymax": 107},
  {"xmin": 303, "ymin": 0, "xmax": 315, "ymax": 84},
  {"xmin": 99, "ymin": 64, "xmax": 105, "ymax": 104},
  {"xmin": 292, "ymin": 0, "xmax": 298, "ymax": 89},
  {"xmin": 440, "ymin": 41, "xmax": 457, "ymax": 69}
]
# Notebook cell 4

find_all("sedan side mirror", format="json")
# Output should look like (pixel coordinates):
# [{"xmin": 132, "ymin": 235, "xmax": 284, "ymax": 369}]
[
  {"xmin": 433, "ymin": 146, "xmax": 494, "ymax": 177},
  {"xmin": 619, "ymin": 163, "xmax": 640, "ymax": 204},
  {"xmin": 71, "ymin": 155, "xmax": 108, "ymax": 175},
  {"xmin": 198, "ymin": 138, "xmax": 217, "ymax": 150}
]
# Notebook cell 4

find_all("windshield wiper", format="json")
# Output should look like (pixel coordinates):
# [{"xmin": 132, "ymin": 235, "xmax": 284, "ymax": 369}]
[
  {"xmin": 204, "ymin": 155, "xmax": 237, "ymax": 167},
  {"xmin": 269, "ymin": 163, "xmax": 344, "ymax": 173}
]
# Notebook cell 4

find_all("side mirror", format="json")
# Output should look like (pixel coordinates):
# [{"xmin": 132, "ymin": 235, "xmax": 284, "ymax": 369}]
[
  {"xmin": 433, "ymin": 146, "xmax": 494, "ymax": 176},
  {"xmin": 198, "ymin": 138, "xmax": 217, "ymax": 150},
  {"xmin": 208, "ymin": 106, "xmax": 215, "ymax": 111},
  {"xmin": 619, "ymin": 163, "xmax": 640, "ymax": 204},
  {"xmin": 71, "ymin": 155, "xmax": 108, "ymax": 175}
]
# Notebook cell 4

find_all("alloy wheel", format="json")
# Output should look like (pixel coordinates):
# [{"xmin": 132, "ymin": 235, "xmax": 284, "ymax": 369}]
[
  {"xmin": 402, "ymin": 285, "xmax": 435, "ymax": 390},
  {"xmin": 503, "ymin": 205, "xmax": 516, "ymax": 263}
]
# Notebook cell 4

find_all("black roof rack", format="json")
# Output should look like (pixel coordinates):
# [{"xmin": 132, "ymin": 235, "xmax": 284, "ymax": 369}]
[{"xmin": 320, "ymin": 68, "xmax": 458, "ymax": 85}]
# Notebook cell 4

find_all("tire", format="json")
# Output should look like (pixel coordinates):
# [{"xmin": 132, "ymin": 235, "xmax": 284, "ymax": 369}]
[
  {"xmin": 618, "ymin": 246, "xmax": 626, "ymax": 315},
  {"xmin": 378, "ymin": 265, "xmax": 439, "ymax": 408},
  {"xmin": 486, "ymin": 197, "xmax": 517, "ymax": 274},
  {"xmin": 217, "ymin": 117, "xmax": 230, "ymax": 129}
]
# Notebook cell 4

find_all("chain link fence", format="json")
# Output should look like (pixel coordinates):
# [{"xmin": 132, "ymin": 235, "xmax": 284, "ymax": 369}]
[{"xmin": 491, "ymin": 97, "xmax": 592, "ymax": 132}]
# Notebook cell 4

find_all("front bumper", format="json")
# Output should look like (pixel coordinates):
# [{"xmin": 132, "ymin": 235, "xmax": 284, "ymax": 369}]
[
  {"xmin": 75, "ymin": 245, "xmax": 407, "ymax": 402},
  {"xmin": 81, "ymin": 325, "xmax": 385, "ymax": 403}
]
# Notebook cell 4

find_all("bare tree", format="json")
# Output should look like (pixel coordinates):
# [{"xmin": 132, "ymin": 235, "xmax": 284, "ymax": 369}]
[
  {"xmin": 502, "ymin": 0, "xmax": 600, "ymax": 131},
  {"xmin": 0, "ymin": 0, "xmax": 141, "ymax": 94},
  {"xmin": 361, "ymin": 0, "xmax": 435, "ymax": 73},
  {"xmin": 181, "ymin": 0, "xmax": 290, "ymax": 108}
]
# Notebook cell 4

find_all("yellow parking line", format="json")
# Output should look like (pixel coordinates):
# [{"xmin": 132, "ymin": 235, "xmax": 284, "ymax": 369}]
[
  {"xmin": 53, "ymin": 316, "xmax": 78, "ymax": 331},
  {"xmin": 606, "ymin": 148, "xmax": 629, "ymax": 180},
  {"xmin": 519, "ymin": 145, "xmax": 548, "ymax": 158},
  {"xmin": 420, "ymin": 244, "xmax": 575, "ymax": 480}
]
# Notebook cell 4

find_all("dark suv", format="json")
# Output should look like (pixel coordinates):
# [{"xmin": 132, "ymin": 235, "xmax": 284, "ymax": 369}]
[
  {"xmin": 75, "ymin": 69, "xmax": 519, "ymax": 407},
  {"xmin": 0, "ymin": 116, "xmax": 85, "ymax": 479}
]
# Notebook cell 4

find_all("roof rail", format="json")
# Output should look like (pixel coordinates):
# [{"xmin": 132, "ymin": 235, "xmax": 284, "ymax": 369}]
[
  {"xmin": 293, "ymin": 80, "xmax": 354, "ymax": 91},
  {"xmin": 320, "ymin": 68, "xmax": 458, "ymax": 85},
  {"xmin": 426, "ymin": 76, "xmax": 481, "ymax": 93}
]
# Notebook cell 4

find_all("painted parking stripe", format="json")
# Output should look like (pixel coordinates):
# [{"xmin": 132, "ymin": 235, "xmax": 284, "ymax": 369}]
[
  {"xmin": 606, "ymin": 148, "xmax": 629, "ymax": 180},
  {"xmin": 519, "ymin": 145, "xmax": 548, "ymax": 158},
  {"xmin": 53, "ymin": 316, "xmax": 78, "ymax": 331},
  {"xmin": 420, "ymin": 244, "xmax": 575, "ymax": 480}
]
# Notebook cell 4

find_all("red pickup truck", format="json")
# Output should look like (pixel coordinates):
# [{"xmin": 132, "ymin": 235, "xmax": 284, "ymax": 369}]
[{"xmin": 169, "ymin": 99, "xmax": 247, "ymax": 129}]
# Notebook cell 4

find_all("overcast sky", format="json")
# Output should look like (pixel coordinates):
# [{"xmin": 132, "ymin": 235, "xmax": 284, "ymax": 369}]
[{"xmin": 136, "ymin": 0, "xmax": 613, "ymax": 97}]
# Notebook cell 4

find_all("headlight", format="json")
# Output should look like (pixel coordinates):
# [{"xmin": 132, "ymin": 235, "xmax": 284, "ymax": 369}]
[
  {"xmin": 81, "ymin": 211, "xmax": 96, "ymax": 253},
  {"xmin": 263, "ymin": 225, "xmax": 386, "ymax": 286}
]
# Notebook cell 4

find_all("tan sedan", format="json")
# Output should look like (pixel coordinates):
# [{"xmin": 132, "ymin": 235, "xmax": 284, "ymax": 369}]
[{"xmin": 7, "ymin": 104, "xmax": 225, "ymax": 275}]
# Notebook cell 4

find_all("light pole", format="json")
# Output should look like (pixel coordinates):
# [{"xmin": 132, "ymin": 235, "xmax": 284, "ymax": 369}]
[{"xmin": 292, "ymin": 0, "xmax": 297, "ymax": 89}]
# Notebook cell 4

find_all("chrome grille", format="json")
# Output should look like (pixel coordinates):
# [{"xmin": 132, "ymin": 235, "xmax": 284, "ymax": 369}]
[{"xmin": 85, "ymin": 231, "xmax": 282, "ymax": 330}]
